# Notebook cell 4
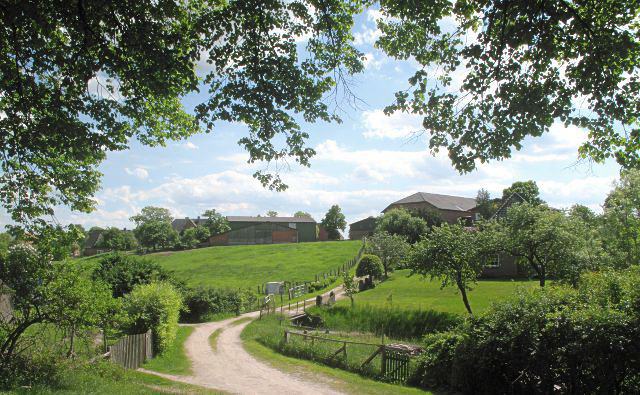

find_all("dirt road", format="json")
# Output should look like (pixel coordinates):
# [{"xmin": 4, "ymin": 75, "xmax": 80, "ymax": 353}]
[{"xmin": 140, "ymin": 289, "xmax": 347, "ymax": 394}]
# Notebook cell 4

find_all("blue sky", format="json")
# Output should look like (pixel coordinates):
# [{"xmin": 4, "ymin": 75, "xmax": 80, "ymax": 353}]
[{"xmin": 29, "ymin": 8, "xmax": 621, "ymax": 231}]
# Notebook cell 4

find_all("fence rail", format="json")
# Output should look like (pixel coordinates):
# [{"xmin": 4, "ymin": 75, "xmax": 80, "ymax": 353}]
[
  {"xmin": 109, "ymin": 330, "xmax": 153, "ymax": 369},
  {"xmin": 284, "ymin": 328, "xmax": 413, "ymax": 382}
]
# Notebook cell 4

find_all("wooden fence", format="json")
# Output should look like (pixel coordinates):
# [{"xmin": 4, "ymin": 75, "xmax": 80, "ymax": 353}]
[
  {"xmin": 109, "ymin": 330, "xmax": 153, "ymax": 369},
  {"xmin": 284, "ymin": 328, "xmax": 414, "ymax": 383}
]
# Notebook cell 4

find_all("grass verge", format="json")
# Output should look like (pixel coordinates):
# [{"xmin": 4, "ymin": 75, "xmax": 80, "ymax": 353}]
[
  {"xmin": 143, "ymin": 326, "xmax": 194, "ymax": 375},
  {"xmin": 208, "ymin": 329, "xmax": 222, "ymax": 352},
  {"xmin": 241, "ymin": 316, "xmax": 431, "ymax": 394}
]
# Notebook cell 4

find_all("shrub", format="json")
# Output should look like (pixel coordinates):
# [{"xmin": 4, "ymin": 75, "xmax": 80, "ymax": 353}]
[
  {"xmin": 356, "ymin": 254, "xmax": 384, "ymax": 279},
  {"xmin": 410, "ymin": 269, "xmax": 640, "ymax": 394},
  {"xmin": 124, "ymin": 282, "xmax": 182, "ymax": 354},
  {"xmin": 92, "ymin": 253, "xmax": 171, "ymax": 297},
  {"xmin": 0, "ymin": 353, "xmax": 65, "ymax": 390},
  {"xmin": 180, "ymin": 286, "xmax": 253, "ymax": 323}
]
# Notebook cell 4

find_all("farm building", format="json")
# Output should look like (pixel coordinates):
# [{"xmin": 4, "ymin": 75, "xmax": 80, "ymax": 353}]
[
  {"xmin": 348, "ymin": 216, "xmax": 376, "ymax": 240},
  {"xmin": 171, "ymin": 217, "xmax": 205, "ymax": 233},
  {"xmin": 83, "ymin": 229, "xmax": 108, "ymax": 256},
  {"xmin": 383, "ymin": 192, "xmax": 477, "ymax": 224},
  {"xmin": 209, "ymin": 216, "xmax": 318, "ymax": 246}
]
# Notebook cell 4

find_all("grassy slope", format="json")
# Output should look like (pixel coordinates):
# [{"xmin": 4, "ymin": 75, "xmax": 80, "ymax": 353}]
[
  {"xmin": 151, "ymin": 241, "xmax": 361, "ymax": 288},
  {"xmin": 143, "ymin": 326, "xmax": 194, "ymax": 375},
  {"xmin": 346, "ymin": 269, "xmax": 538, "ymax": 314},
  {"xmin": 241, "ymin": 319, "xmax": 429, "ymax": 395}
]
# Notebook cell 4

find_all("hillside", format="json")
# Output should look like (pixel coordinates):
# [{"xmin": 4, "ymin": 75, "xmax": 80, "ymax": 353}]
[
  {"xmin": 341, "ymin": 269, "xmax": 537, "ymax": 314},
  {"xmin": 151, "ymin": 240, "xmax": 362, "ymax": 289}
]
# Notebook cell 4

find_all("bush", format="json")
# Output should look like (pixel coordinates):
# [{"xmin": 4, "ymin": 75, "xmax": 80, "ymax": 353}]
[
  {"xmin": 356, "ymin": 254, "xmax": 384, "ymax": 279},
  {"xmin": 124, "ymin": 282, "xmax": 183, "ymax": 354},
  {"xmin": 0, "ymin": 353, "xmax": 65, "ymax": 390},
  {"xmin": 410, "ymin": 268, "xmax": 640, "ymax": 394},
  {"xmin": 92, "ymin": 253, "xmax": 171, "ymax": 297},
  {"xmin": 180, "ymin": 286, "xmax": 253, "ymax": 323}
]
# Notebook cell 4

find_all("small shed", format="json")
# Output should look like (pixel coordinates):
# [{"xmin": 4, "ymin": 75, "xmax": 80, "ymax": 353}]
[{"xmin": 265, "ymin": 282, "xmax": 284, "ymax": 295}]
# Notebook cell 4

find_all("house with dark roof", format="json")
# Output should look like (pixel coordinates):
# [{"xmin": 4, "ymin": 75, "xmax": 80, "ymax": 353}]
[
  {"xmin": 83, "ymin": 229, "xmax": 106, "ymax": 256},
  {"xmin": 383, "ymin": 192, "xmax": 477, "ymax": 224},
  {"xmin": 208, "ymin": 216, "xmax": 318, "ymax": 246}
]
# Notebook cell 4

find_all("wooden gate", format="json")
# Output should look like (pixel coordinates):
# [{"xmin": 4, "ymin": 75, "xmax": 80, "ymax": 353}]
[{"xmin": 382, "ymin": 347, "xmax": 411, "ymax": 383}]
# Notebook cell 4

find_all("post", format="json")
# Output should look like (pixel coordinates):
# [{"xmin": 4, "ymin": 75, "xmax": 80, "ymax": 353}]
[
  {"xmin": 303, "ymin": 299, "xmax": 306, "ymax": 312},
  {"xmin": 296, "ymin": 301, "xmax": 299, "ymax": 312},
  {"xmin": 284, "ymin": 330, "xmax": 289, "ymax": 343},
  {"xmin": 381, "ymin": 347, "xmax": 387, "ymax": 376},
  {"xmin": 343, "ymin": 342, "xmax": 347, "ymax": 360}
]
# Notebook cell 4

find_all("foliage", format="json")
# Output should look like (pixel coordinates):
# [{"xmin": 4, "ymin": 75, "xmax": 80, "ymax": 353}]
[
  {"xmin": 365, "ymin": 231, "xmax": 410, "ymax": 276},
  {"xmin": 485, "ymin": 203, "xmax": 592, "ymax": 286},
  {"xmin": 310, "ymin": 304, "xmax": 461, "ymax": 341},
  {"xmin": 411, "ymin": 208, "xmax": 443, "ymax": 229},
  {"xmin": 375, "ymin": 208, "xmax": 428, "ymax": 244},
  {"xmin": 410, "ymin": 223, "xmax": 485, "ymax": 315},
  {"xmin": 0, "ymin": 245, "xmax": 114, "ymax": 361},
  {"xmin": 96, "ymin": 227, "xmax": 137, "ymax": 252},
  {"xmin": 142, "ymin": 326, "xmax": 194, "ymax": 375},
  {"xmin": 376, "ymin": 1, "xmax": 640, "ymax": 173},
  {"xmin": 321, "ymin": 205, "xmax": 347, "ymax": 240},
  {"xmin": 294, "ymin": 211, "xmax": 312, "ymax": 218},
  {"xmin": 202, "ymin": 209, "xmax": 231, "ymax": 237},
  {"xmin": 131, "ymin": 207, "xmax": 178, "ymax": 252},
  {"xmin": 180, "ymin": 286, "xmax": 252, "ymax": 323},
  {"xmin": 1, "ymin": 0, "xmax": 365, "ymax": 222},
  {"xmin": 0, "ymin": 233, "xmax": 10, "ymax": 257},
  {"xmin": 124, "ymin": 282, "xmax": 183, "ymax": 354},
  {"xmin": 474, "ymin": 189, "xmax": 500, "ymax": 219},
  {"xmin": 176, "ymin": 226, "xmax": 210, "ymax": 250},
  {"xmin": 91, "ymin": 253, "xmax": 171, "ymax": 298},
  {"xmin": 37, "ymin": 224, "xmax": 85, "ymax": 261},
  {"xmin": 601, "ymin": 169, "xmax": 640, "ymax": 268},
  {"xmin": 266, "ymin": 210, "xmax": 278, "ymax": 217},
  {"xmin": 501, "ymin": 180, "xmax": 544, "ymax": 205},
  {"xmin": 342, "ymin": 272, "xmax": 358, "ymax": 307},
  {"xmin": 411, "ymin": 269, "xmax": 640, "ymax": 394},
  {"xmin": 356, "ymin": 254, "xmax": 384, "ymax": 279}
]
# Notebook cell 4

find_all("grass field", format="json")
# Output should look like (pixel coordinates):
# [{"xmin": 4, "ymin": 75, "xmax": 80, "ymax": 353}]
[
  {"xmin": 143, "ymin": 326, "xmax": 193, "ymax": 375},
  {"xmin": 150, "ymin": 241, "xmax": 362, "ymax": 289},
  {"xmin": 344, "ymin": 269, "xmax": 538, "ymax": 315}
]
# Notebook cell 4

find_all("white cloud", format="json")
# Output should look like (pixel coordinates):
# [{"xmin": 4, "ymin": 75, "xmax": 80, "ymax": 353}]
[
  {"xmin": 361, "ymin": 109, "xmax": 423, "ymax": 139},
  {"xmin": 180, "ymin": 141, "xmax": 199, "ymax": 150},
  {"xmin": 362, "ymin": 52, "xmax": 387, "ymax": 70},
  {"xmin": 124, "ymin": 167, "xmax": 149, "ymax": 180},
  {"xmin": 354, "ymin": 27, "xmax": 381, "ymax": 46}
]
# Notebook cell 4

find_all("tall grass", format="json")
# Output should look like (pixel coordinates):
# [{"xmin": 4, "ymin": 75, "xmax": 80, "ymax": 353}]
[{"xmin": 308, "ymin": 305, "xmax": 461, "ymax": 340}]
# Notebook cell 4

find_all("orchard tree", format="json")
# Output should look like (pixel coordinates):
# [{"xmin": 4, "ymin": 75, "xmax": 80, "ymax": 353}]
[
  {"xmin": 0, "ymin": 0, "xmax": 364, "ymax": 223},
  {"xmin": 376, "ymin": 208, "xmax": 428, "ymax": 243},
  {"xmin": 502, "ymin": 181, "xmax": 544, "ymax": 205},
  {"xmin": 601, "ymin": 170, "xmax": 640, "ymax": 268},
  {"xmin": 97, "ymin": 227, "xmax": 137, "ymax": 251},
  {"xmin": 202, "ymin": 209, "xmax": 231, "ymax": 237},
  {"xmin": 342, "ymin": 271, "xmax": 358, "ymax": 307},
  {"xmin": 375, "ymin": 1, "xmax": 640, "ymax": 173},
  {"xmin": 488, "ymin": 203, "xmax": 583, "ymax": 287},
  {"xmin": 321, "ymin": 205, "xmax": 347, "ymax": 240},
  {"xmin": 410, "ymin": 223, "xmax": 484, "ymax": 315},
  {"xmin": 131, "ymin": 207, "xmax": 177, "ymax": 251},
  {"xmin": 356, "ymin": 254, "xmax": 384, "ymax": 280},
  {"xmin": 178, "ymin": 226, "xmax": 209, "ymax": 250},
  {"xmin": 365, "ymin": 231, "xmax": 410, "ymax": 276}
]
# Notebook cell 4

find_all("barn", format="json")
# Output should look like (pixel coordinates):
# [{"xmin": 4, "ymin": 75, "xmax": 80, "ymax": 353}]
[{"xmin": 209, "ymin": 216, "xmax": 318, "ymax": 246}]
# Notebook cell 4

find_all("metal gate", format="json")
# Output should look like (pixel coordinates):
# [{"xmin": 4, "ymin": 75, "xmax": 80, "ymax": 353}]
[{"xmin": 382, "ymin": 347, "xmax": 411, "ymax": 383}]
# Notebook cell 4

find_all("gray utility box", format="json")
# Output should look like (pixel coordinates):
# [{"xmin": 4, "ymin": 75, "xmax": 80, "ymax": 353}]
[{"xmin": 265, "ymin": 282, "xmax": 284, "ymax": 295}]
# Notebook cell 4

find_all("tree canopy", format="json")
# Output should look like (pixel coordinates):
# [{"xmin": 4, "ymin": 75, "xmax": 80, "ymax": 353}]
[
  {"xmin": 0, "ymin": 0, "xmax": 365, "ymax": 223},
  {"xmin": 376, "ymin": 1, "xmax": 640, "ymax": 173},
  {"xmin": 502, "ymin": 180, "xmax": 544, "ymax": 205},
  {"xmin": 376, "ymin": 208, "xmax": 428, "ymax": 243},
  {"xmin": 321, "ymin": 205, "xmax": 347, "ymax": 240},
  {"xmin": 202, "ymin": 209, "xmax": 230, "ymax": 236}
]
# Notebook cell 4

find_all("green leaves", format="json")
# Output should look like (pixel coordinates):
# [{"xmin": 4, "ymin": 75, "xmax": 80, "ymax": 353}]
[
  {"xmin": 1, "ymin": 0, "xmax": 365, "ymax": 222},
  {"xmin": 376, "ymin": 0, "xmax": 640, "ymax": 173}
]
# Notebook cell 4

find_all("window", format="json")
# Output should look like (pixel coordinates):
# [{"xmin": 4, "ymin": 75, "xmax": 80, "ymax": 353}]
[
  {"xmin": 289, "ymin": 223, "xmax": 297, "ymax": 229},
  {"xmin": 486, "ymin": 255, "xmax": 501, "ymax": 268}
]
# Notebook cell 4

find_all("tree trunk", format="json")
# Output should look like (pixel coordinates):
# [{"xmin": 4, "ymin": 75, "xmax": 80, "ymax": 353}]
[
  {"xmin": 456, "ymin": 278, "xmax": 473, "ymax": 315},
  {"xmin": 539, "ymin": 266, "xmax": 546, "ymax": 287}
]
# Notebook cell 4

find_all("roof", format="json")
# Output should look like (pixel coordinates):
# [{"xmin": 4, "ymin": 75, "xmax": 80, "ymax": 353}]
[
  {"xmin": 84, "ymin": 230, "xmax": 103, "ymax": 249},
  {"xmin": 349, "ymin": 216, "xmax": 377, "ymax": 231},
  {"xmin": 227, "ymin": 216, "xmax": 316, "ymax": 224},
  {"xmin": 491, "ymin": 192, "xmax": 528, "ymax": 220},
  {"xmin": 384, "ymin": 192, "xmax": 477, "ymax": 213},
  {"xmin": 171, "ymin": 217, "xmax": 207, "ymax": 232}
]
